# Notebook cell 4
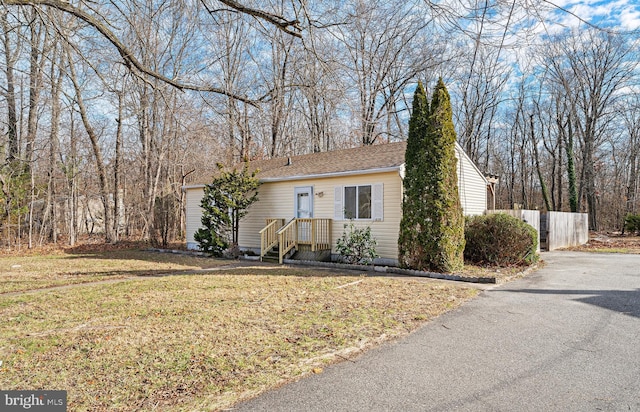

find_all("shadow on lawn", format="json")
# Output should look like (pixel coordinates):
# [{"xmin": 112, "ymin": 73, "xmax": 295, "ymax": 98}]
[
  {"xmin": 62, "ymin": 244, "xmax": 222, "ymax": 268},
  {"xmin": 58, "ymin": 246, "xmax": 361, "ymax": 279}
]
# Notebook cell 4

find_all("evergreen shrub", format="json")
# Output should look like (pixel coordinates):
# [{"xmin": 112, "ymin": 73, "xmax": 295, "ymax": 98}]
[
  {"xmin": 464, "ymin": 213, "xmax": 538, "ymax": 266},
  {"xmin": 624, "ymin": 213, "xmax": 640, "ymax": 235},
  {"xmin": 195, "ymin": 163, "xmax": 259, "ymax": 256}
]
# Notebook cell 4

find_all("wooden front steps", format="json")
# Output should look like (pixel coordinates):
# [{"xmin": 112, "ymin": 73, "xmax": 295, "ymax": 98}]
[
  {"xmin": 259, "ymin": 218, "xmax": 332, "ymax": 264},
  {"xmin": 261, "ymin": 246, "xmax": 281, "ymax": 263}
]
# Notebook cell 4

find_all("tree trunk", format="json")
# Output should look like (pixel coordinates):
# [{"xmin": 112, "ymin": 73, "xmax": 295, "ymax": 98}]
[
  {"xmin": 2, "ymin": 12, "xmax": 19, "ymax": 161},
  {"xmin": 583, "ymin": 134, "xmax": 598, "ymax": 230},
  {"xmin": 625, "ymin": 109, "xmax": 639, "ymax": 214},
  {"xmin": 530, "ymin": 114, "xmax": 552, "ymax": 211},
  {"xmin": 559, "ymin": 115, "xmax": 579, "ymax": 213},
  {"xmin": 25, "ymin": 15, "xmax": 46, "ymax": 168},
  {"xmin": 66, "ymin": 46, "xmax": 115, "ymax": 243},
  {"xmin": 69, "ymin": 111, "xmax": 79, "ymax": 246},
  {"xmin": 114, "ymin": 91, "xmax": 124, "ymax": 241},
  {"xmin": 45, "ymin": 49, "xmax": 62, "ymax": 244}
]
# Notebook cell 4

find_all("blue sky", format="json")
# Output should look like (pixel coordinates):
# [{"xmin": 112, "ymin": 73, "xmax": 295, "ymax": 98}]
[{"xmin": 547, "ymin": 0, "xmax": 640, "ymax": 31}]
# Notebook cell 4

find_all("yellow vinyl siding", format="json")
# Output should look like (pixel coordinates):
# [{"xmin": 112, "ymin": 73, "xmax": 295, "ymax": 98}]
[
  {"xmin": 234, "ymin": 170, "xmax": 403, "ymax": 259},
  {"xmin": 237, "ymin": 182, "xmax": 295, "ymax": 251},
  {"xmin": 184, "ymin": 152, "xmax": 487, "ymax": 258},
  {"xmin": 321, "ymin": 172, "xmax": 402, "ymax": 260},
  {"xmin": 456, "ymin": 146, "xmax": 487, "ymax": 216}
]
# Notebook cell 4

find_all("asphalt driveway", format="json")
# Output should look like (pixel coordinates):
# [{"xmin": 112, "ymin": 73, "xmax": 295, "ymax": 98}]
[{"xmin": 232, "ymin": 251, "xmax": 640, "ymax": 411}]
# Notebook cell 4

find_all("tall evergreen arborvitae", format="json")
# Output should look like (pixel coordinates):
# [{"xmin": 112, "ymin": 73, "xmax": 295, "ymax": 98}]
[
  {"xmin": 398, "ymin": 78, "xmax": 465, "ymax": 273},
  {"xmin": 398, "ymin": 81, "xmax": 429, "ymax": 267},
  {"xmin": 428, "ymin": 78, "xmax": 465, "ymax": 272}
]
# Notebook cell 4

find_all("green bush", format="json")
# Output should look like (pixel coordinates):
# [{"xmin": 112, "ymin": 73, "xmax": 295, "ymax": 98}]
[
  {"xmin": 194, "ymin": 227, "xmax": 228, "ymax": 257},
  {"xmin": 624, "ymin": 213, "xmax": 640, "ymax": 235},
  {"xmin": 336, "ymin": 223, "xmax": 379, "ymax": 265},
  {"xmin": 464, "ymin": 213, "xmax": 538, "ymax": 266}
]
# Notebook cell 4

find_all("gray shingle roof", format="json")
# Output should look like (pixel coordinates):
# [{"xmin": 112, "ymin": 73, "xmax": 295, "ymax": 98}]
[{"xmin": 229, "ymin": 141, "xmax": 407, "ymax": 182}]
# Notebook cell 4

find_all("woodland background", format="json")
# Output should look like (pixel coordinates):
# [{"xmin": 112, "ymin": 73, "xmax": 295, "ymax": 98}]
[{"xmin": 0, "ymin": 0, "xmax": 638, "ymax": 248}]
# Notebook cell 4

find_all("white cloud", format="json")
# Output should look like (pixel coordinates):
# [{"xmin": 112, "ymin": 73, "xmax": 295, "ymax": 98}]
[
  {"xmin": 620, "ymin": 6, "xmax": 640, "ymax": 30},
  {"xmin": 550, "ymin": 0, "xmax": 640, "ymax": 30}
]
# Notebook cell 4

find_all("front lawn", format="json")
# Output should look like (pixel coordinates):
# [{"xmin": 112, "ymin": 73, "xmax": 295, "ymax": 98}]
[
  {"xmin": 0, "ymin": 249, "xmax": 477, "ymax": 411},
  {"xmin": 0, "ymin": 249, "xmax": 229, "ymax": 294}
]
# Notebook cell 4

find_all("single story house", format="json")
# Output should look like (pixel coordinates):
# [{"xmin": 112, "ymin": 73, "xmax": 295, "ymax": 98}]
[{"xmin": 183, "ymin": 141, "xmax": 488, "ymax": 265}]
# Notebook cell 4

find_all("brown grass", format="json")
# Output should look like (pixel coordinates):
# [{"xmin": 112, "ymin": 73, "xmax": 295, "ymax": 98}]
[
  {"xmin": 0, "ymin": 249, "xmax": 479, "ymax": 411},
  {"xmin": 564, "ymin": 232, "xmax": 640, "ymax": 254},
  {"xmin": 0, "ymin": 249, "xmax": 230, "ymax": 294}
]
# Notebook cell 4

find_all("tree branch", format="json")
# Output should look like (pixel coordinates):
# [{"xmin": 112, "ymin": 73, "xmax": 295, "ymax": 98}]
[
  {"xmin": 213, "ymin": 0, "xmax": 301, "ymax": 38},
  {"xmin": 4, "ymin": 0, "xmax": 260, "ymax": 105}
]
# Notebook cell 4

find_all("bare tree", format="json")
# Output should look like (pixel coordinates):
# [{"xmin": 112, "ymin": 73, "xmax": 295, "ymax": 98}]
[
  {"xmin": 335, "ymin": 0, "xmax": 434, "ymax": 145},
  {"xmin": 206, "ymin": 8, "xmax": 256, "ymax": 163},
  {"xmin": 542, "ymin": 28, "xmax": 637, "ymax": 229},
  {"xmin": 40, "ymin": 36, "xmax": 64, "ymax": 244},
  {"xmin": 1, "ymin": 10, "xmax": 19, "ymax": 161},
  {"xmin": 621, "ymin": 95, "xmax": 640, "ymax": 214},
  {"xmin": 66, "ymin": 43, "xmax": 116, "ymax": 243},
  {"xmin": 4, "ymin": 0, "xmax": 301, "ymax": 102}
]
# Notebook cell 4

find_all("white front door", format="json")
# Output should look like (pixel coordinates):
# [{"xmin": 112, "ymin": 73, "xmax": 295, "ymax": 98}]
[
  {"xmin": 295, "ymin": 186, "xmax": 313, "ymax": 218},
  {"xmin": 295, "ymin": 187, "xmax": 313, "ymax": 242}
]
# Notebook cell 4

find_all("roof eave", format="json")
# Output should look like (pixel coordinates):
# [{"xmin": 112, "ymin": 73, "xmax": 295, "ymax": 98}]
[
  {"xmin": 259, "ymin": 166, "xmax": 403, "ymax": 183},
  {"xmin": 181, "ymin": 166, "xmax": 403, "ymax": 189},
  {"xmin": 182, "ymin": 184, "xmax": 205, "ymax": 191}
]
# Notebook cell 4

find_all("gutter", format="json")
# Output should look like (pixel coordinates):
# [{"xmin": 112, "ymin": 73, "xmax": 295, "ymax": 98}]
[
  {"xmin": 258, "ymin": 166, "xmax": 402, "ymax": 182},
  {"xmin": 182, "ymin": 165, "xmax": 403, "ymax": 190}
]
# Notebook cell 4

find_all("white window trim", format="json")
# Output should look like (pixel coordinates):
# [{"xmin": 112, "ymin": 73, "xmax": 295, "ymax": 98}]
[{"xmin": 334, "ymin": 183, "xmax": 383, "ymax": 221}]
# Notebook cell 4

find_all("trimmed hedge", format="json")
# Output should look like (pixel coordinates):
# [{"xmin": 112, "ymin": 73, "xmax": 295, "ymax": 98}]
[{"xmin": 464, "ymin": 213, "xmax": 538, "ymax": 266}]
